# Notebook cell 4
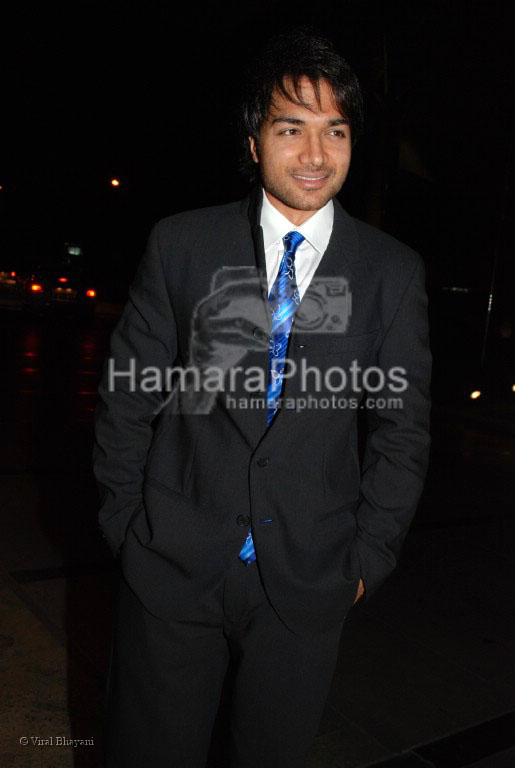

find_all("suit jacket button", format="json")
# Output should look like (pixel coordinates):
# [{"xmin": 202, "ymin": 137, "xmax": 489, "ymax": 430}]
[
  {"xmin": 237, "ymin": 514, "xmax": 251, "ymax": 527},
  {"xmin": 257, "ymin": 457, "xmax": 270, "ymax": 467}
]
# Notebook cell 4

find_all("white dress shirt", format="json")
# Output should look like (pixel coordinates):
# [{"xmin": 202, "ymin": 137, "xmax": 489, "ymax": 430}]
[{"xmin": 259, "ymin": 186, "xmax": 334, "ymax": 300}]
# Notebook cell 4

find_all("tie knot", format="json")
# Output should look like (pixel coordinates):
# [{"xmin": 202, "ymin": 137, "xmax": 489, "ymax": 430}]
[{"xmin": 283, "ymin": 231, "xmax": 305, "ymax": 253}]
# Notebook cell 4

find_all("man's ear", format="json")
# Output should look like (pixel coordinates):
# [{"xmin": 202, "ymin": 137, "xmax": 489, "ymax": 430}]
[{"xmin": 248, "ymin": 136, "xmax": 259, "ymax": 164}]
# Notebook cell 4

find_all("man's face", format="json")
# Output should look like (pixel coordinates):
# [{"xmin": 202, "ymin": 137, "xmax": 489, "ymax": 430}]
[{"xmin": 249, "ymin": 76, "xmax": 352, "ymax": 224}]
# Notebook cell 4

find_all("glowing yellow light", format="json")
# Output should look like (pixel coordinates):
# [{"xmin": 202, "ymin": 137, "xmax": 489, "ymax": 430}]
[
  {"xmin": 470, "ymin": 390, "xmax": 481, "ymax": 400},
  {"xmin": 512, "ymin": 384, "xmax": 515, "ymax": 393},
  {"xmin": 111, "ymin": 178, "xmax": 120, "ymax": 187}
]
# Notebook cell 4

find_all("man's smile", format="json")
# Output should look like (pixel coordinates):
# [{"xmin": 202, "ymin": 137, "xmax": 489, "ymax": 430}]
[{"xmin": 291, "ymin": 173, "xmax": 330, "ymax": 190}]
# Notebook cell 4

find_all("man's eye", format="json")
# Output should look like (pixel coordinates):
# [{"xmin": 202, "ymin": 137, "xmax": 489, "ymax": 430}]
[
  {"xmin": 329, "ymin": 130, "xmax": 347, "ymax": 138},
  {"xmin": 280, "ymin": 129, "xmax": 300, "ymax": 135}
]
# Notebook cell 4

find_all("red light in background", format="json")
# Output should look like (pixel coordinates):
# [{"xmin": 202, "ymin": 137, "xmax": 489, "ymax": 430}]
[
  {"xmin": 10, "ymin": 271, "xmax": 16, "ymax": 277},
  {"xmin": 58, "ymin": 277, "xmax": 68, "ymax": 283},
  {"xmin": 31, "ymin": 284, "xmax": 43, "ymax": 292},
  {"xmin": 86, "ymin": 289, "xmax": 96, "ymax": 298}
]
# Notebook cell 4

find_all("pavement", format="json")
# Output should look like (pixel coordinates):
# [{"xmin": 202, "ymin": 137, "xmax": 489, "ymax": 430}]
[{"xmin": 0, "ymin": 303, "xmax": 514, "ymax": 767}]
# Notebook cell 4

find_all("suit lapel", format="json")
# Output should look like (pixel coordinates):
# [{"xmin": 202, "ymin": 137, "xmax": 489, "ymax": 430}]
[
  {"xmin": 245, "ymin": 182, "xmax": 273, "ymax": 325},
  {"xmin": 213, "ymin": 185, "xmax": 271, "ymax": 449}
]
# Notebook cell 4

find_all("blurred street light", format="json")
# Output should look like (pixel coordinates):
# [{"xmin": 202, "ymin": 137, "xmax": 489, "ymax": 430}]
[{"xmin": 110, "ymin": 178, "xmax": 120, "ymax": 187}]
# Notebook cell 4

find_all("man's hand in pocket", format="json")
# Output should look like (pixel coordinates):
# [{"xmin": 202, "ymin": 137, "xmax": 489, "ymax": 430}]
[{"xmin": 353, "ymin": 578, "xmax": 365, "ymax": 605}]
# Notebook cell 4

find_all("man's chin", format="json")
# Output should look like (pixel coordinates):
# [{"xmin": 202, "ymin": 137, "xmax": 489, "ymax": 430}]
[
  {"xmin": 283, "ymin": 188, "xmax": 335, "ymax": 212},
  {"xmin": 262, "ymin": 176, "xmax": 342, "ymax": 213}
]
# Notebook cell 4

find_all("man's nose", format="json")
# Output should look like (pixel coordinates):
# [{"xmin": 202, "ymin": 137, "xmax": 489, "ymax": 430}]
[{"xmin": 298, "ymin": 133, "xmax": 326, "ymax": 168}]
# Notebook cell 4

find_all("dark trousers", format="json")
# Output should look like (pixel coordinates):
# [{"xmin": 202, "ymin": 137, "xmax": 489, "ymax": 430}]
[{"xmin": 104, "ymin": 557, "xmax": 346, "ymax": 768}]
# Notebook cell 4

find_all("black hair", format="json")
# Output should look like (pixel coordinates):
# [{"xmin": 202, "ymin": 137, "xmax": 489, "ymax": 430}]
[{"xmin": 238, "ymin": 27, "xmax": 364, "ymax": 182}]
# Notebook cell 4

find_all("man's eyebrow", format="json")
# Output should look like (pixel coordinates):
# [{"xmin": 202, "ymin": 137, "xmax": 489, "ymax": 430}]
[{"xmin": 270, "ymin": 115, "xmax": 350, "ymax": 126}]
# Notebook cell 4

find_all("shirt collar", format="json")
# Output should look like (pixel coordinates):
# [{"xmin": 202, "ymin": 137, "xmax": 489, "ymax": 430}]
[{"xmin": 259, "ymin": 186, "xmax": 334, "ymax": 255}]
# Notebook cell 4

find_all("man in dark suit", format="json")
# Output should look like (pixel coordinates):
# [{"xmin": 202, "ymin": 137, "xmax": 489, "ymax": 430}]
[{"xmin": 93, "ymin": 30, "xmax": 431, "ymax": 768}]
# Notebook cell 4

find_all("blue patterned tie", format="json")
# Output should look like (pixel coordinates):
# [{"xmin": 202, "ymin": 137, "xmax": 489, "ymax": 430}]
[
  {"xmin": 238, "ymin": 230, "xmax": 305, "ymax": 566},
  {"xmin": 266, "ymin": 230, "xmax": 305, "ymax": 425}
]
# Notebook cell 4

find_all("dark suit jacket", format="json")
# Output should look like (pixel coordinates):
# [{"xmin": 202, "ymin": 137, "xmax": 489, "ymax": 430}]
[{"xmin": 92, "ymin": 183, "xmax": 431, "ymax": 635}]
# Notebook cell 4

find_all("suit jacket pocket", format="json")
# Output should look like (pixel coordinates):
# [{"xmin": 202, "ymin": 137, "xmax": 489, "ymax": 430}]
[
  {"xmin": 292, "ymin": 329, "xmax": 380, "ymax": 354},
  {"xmin": 144, "ymin": 475, "xmax": 191, "ymax": 502}
]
